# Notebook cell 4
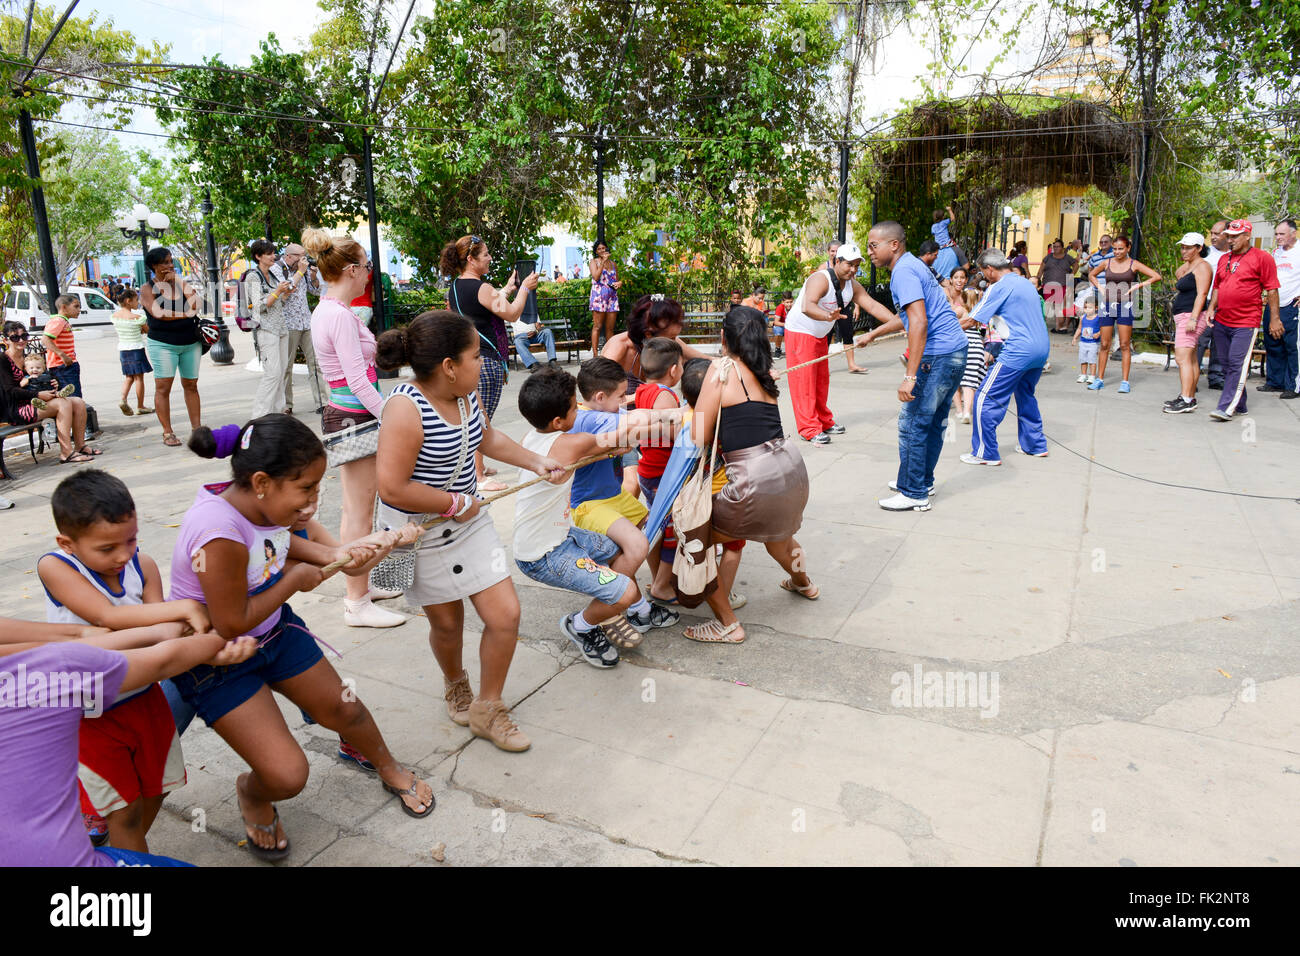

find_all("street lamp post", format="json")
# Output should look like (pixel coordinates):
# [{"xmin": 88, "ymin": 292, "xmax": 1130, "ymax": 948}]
[
  {"xmin": 201, "ymin": 189, "xmax": 234, "ymax": 364},
  {"xmin": 116, "ymin": 204, "xmax": 169, "ymax": 266}
]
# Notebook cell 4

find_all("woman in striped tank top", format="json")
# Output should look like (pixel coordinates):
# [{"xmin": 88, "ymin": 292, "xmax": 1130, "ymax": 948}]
[{"xmin": 375, "ymin": 312, "xmax": 566, "ymax": 753}]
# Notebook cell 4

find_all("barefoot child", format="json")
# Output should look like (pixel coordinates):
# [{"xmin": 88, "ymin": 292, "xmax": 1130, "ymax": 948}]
[
  {"xmin": 374, "ymin": 311, "xmax": 569, "ymax": 753},
  {"xmin": 0, "ymin": 618, "xmax": 258, "ymax": 866},
  {"xmin": 111, "ymin": 288, "xmax": 153, "ymax": 416},
  {"xmin": 37, "ymin": 469, "xmax": 213, "ymax": 853},
  {"xmin": 170, "ymin": 414, "xmax": 434, "ymax": 860},
  {"xmin": 515, "ymin": 366, "xmax": 681, "ymax": 660}
]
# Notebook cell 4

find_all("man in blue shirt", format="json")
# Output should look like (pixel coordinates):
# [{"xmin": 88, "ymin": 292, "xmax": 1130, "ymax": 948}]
[
  {"xmin": 859, "ymin": 221, "xmax": 969, "ymax": 511},
  {"xmin": 962, "ymin": 249, "xmax": 1052, "ymax": 465}
]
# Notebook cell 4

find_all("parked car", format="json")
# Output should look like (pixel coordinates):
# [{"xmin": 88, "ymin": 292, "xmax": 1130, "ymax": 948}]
[{"xmin": 2, "ymin": 284, "xmax": 118, "ymax": 329}]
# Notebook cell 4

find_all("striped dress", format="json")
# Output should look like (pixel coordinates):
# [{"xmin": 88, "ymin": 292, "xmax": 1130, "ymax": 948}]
[
  {"xmin": 960, "ymin": 325, "xmax": 987, "ymax": 391},
  {"xmin": 380, "ymin": 382, "xmax": 482, "ymax": 512}
]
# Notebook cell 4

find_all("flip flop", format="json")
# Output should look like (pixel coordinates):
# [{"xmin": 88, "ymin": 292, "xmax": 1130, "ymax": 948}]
[
  {"xmin": 848, "ymin": 368, "xmax": 869, "ymax": 374},
  {"xmin": 780, "ymin": 577, "xmax": 820, "ymax": 600},
  {"xmin": 683, "ymin": 620, "xmax": 745, "ymax": 643},
  {"xmin": 382, "ymin": 769, "xmax": 435, "ymax": 818},
  {"xmin": 119, "ymin": 402, "xmax": 134, "ymax": 416},
  {"xmin": 136, "ymin": 406, "xmax": 154, "ymax": 414},
  {"xmin": 162, "ymin": 433, "xmax": 182, "ymax": 447},
  {"xmin": 76, "ymin": 446, "xmax": 103, "ymax": 456},
  {"xmin": 59, "ymin": 452, "xmax": 94, "ymax": 464},
  {"xmin": 241, "ymin": 806, "xmax": 290, "ymax": 861}
]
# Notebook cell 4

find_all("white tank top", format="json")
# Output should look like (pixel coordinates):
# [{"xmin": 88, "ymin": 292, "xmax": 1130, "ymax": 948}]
[
  {"xmin": 785, "ymin": 267, "xmax": 851, "ymax": 338},
  {"xmin": 42, "ymin": 549, "xmax": 148, "ymax": 707},
  {"xmin": 512, "ymin": 430, "xmax": 570, "ymax": 563}
]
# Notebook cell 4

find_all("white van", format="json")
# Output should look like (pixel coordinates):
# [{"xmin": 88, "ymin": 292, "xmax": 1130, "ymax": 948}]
[{"xmin": 3, "ymin": 284, "xmax": 118, "ymax": 330}]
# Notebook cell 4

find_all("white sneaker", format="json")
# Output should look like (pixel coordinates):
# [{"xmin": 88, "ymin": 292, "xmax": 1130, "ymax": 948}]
[
  {"xmin": 0, "ymin": 495, "xmax": 12, "ymax": 510},
  {"xmin": 1014, "ymin": 445, "xmax": 1049, "ymax": 458},
  {"xmin": 366, "ymin": 586, "xmax": 402, "ymax": 602},
  {"xmin": 959, "ymin": 453, "xmax": 1001, "ymax": 466},
  {"xmin": 343, "ymin": 598, "xmax": 407, "ymax": 628},
  {"xmin": 889, "ymin": 479, "xmax": 936, "ymax": 496},
  {"xmin": 1086, "ymin": 375, "xmax": 1096, "ymax": 385},
  {"xmin": 878, "ymin": 492, "xmax": 931, "ymax": 512},
  {"xmin": 1076, "ymin": 374, "xmax": 1087, "ymax": 384},
  {"xmin": 1208, "ymin": 410, "xmax": 1232, "ymax": 422}
]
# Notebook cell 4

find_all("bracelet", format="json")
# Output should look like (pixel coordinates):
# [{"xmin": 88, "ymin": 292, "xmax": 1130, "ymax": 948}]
[
  {"xmin": 440, "ymin": 492, "xmax": 460, "ymax": 518},
  {"xmin": 455, "ymin": 493, "xmax": 475, "ymax": 517},
  {"xmin": 902, "ymin": 375, "xmax": 917, "ymax": 381}
]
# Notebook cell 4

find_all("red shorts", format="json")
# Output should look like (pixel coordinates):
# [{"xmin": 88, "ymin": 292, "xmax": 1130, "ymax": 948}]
[{"xmin": 78, "ymin": 683, "xmax": 186, "ymax": 816}]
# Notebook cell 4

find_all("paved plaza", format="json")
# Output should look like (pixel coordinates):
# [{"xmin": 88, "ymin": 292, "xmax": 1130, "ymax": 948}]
[{"xmin": 4, "ymin": 328, "xmax": 1298, "ymax": 867}]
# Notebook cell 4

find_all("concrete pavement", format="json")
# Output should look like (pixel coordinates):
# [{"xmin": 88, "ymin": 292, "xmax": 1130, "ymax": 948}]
[{"xmin": 3, "ymin": 326, "xmax": 1297, "ymax": 866}]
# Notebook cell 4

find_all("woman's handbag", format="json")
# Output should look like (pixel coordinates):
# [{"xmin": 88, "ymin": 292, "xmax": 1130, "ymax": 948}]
[
  {"xmin": 368, "ymin": 395, "xmax": 471, "ymax": 592},
  {"xmin": 670, "ymin": 358, "xmax": 730, "ymax": 607},
  {"xmin": 322, "ymin": 418, "xmax": 381, "ymax": 468}
]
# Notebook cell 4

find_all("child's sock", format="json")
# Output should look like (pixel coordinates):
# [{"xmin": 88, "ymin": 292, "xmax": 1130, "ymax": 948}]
[
  {"xmin": 628, "ymin": 595, "xmax": 652, "ymax": 617},
  {"xmin": 573, "ymin": 610, "xmax": 596, "ymax": 633}
]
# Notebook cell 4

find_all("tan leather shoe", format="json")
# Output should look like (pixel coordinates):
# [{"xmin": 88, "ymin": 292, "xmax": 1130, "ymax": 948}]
[
  {"xmin": 444, "ymin": 671, "xmax": 473, "ymax": 727},
  {"xmin": 468, "ymin": 697, "xmax": 531, "ymax": 752}
]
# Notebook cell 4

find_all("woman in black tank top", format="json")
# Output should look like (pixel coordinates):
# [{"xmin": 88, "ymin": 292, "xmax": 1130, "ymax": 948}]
[
  {"xmin": 1165, "ymin": 235, "xmax": 1214, "ymax": 409},
  {"xmin": 440, "ymin": 235, "xmax": 539, "ymax": 491},
  {"xmin": 683, "ymin": 307, "xmax": 814, "ymax": 644}
]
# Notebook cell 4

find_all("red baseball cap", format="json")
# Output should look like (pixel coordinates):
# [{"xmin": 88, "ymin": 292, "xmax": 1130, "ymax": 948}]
[{"xmin": 1224, "ymin": 219, "xmax": 1253, "ymax": 236}]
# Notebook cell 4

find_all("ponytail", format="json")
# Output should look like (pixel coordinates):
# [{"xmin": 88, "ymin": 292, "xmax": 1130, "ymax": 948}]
[{"xmin": 189, "ymin": 414, "xmax": 324, "ymax": 488}]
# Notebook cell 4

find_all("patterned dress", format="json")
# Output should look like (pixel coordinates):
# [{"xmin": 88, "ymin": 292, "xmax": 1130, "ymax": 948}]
[{"xmin": 589, "ymin": 268, "xmax": 619, "ymax": 313}]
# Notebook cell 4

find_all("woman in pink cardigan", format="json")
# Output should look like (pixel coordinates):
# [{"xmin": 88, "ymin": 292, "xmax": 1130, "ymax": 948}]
[{"xmin": 302, "ymin": 228, "xmax": 407, "ymax": 628}]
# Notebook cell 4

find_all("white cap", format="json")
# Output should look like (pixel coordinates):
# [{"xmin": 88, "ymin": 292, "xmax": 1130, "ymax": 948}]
[
  {"xmin": 836, "ymin": 241, "xmax": 864, "ymax": 263},
  {"xmin": 1176, "ymin": 232, "xmax": 1205, "ymax": 247}
]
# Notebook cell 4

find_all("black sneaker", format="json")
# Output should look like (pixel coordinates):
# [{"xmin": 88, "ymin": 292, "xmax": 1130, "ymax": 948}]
[
  {"xmin": 1256, "ymin": 384, "xmax": 1282, "ymax": 392},
  {"xmin": 1162, "ymin": 395, "xmax": 1182, "ymax": 407},
  {"xmin": 825, "ymin": 424, "xmax": 846, "ymax": 435},
  {"xmin": 803, "ymin": 431, "xmax": 831, "ymax": 445},
  {"xmin": 1281, "ymin": 391, "xmax": 1299, "ymax": 400},
  {"xmin": 626, "ymin": 602, "xmax": 679, "ymax": 633},
  {"xmin": 561, "ymin": 614, "xmax": 619, "ymax": 668},
  {"xmin": 1209, "ymin": 382, "xmax": 1224, "ymax": 390},
  {"xmin": 1162, "ymin": 397, "xmax": 1197, "ymax": 414}
]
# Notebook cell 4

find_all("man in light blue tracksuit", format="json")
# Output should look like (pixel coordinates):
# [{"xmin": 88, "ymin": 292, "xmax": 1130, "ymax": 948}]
[{"xmin": 962, "ymin": 249, "xmax": 1052, "ymax": 465}]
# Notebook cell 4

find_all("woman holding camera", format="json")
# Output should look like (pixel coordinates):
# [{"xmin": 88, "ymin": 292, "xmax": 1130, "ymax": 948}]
[{"xmin": 245, "ymin": 239, "xmax": 294, "ymax": 419}]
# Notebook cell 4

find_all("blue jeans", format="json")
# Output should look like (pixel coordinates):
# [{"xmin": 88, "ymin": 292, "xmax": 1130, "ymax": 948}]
[
  {"xmin": 513, "ymin": 328, "xmax": 556, "ymax": 367},
  {"xmin": 896, "ymin": 349, "xmax": 966, "ymax": 499},
  {"xmin": 1263, "ymin": 303, "xmax": 1298, "ymax": 391}
]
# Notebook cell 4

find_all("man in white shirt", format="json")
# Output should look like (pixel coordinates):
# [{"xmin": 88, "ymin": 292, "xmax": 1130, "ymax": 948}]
[{"xmin": 1269, "ymin": 219, "xmax": 1300, "ymax": 398}]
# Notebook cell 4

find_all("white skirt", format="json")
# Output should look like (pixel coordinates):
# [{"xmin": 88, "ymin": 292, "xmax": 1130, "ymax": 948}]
[{"xmin": 376, "ymin": 503, "xmax": 510, "ymax": 606}]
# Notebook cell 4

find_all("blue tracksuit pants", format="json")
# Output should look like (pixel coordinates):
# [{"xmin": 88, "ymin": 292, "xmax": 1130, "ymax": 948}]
[{"xmin": 971, "ymin": 361, "xmax": 1046, "ymax": 462}]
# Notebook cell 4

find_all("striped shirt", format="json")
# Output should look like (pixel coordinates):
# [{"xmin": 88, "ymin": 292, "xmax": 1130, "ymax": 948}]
[
  {"xmin": 111, "ymin": 310, "xmax": 148, "ymax": 350},
  {"xmin": 381, "ymin": 383, "xmax": 482, "ymax": 512}
]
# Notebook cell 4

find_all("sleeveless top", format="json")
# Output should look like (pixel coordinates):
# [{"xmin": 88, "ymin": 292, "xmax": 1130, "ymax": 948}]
[
  {"xmin": 145, "ymin": 278, "xmax": 200, "ymax": 346},
  {"xmin": 380, "ymin": 383, "xmax": 482, "ymax": 512},
  {"xmin": 718, "ymin": 373, "xmax": 783, "ymax": 453},
  {"xmin": 449, "ymin": 277, "xmax": 508, "ymax": 361},
  {"xmin": 634, "ymin": 381, "xmax": 678, "ymax": 478},
  {"xmin": 786, "ymin": 268, "xmax": 848, "ymax": 338},
  {"xmin": 42, "ymin": 549, "xmax": 148, "ymax": 707},
  {"xmin": 1103, "ymin": 260, "xmax": 1138, "ymax": 303},
  {"xmin": 1171, "ymin": 269, "xmax": 1200, "ymax": 314}
]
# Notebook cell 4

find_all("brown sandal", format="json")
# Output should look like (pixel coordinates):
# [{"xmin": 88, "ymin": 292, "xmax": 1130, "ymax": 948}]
[{"xmin": 162, "ymin": 432, "xmax": 182, "ymax": 447}]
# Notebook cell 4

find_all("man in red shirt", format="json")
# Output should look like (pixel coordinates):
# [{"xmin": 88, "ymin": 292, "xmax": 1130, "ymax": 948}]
[{"xmin": 1207, "ymin": 220, "xmax": 1281, "ymax": 420}]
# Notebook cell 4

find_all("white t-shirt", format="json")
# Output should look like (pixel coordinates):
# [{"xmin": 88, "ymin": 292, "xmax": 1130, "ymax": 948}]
[
  {"xmin": 1205, "ymin": 246, "xmax": 1226, "ymax": 295},
  {"xmin": 1273, "ymin": 243, "xmax": 1300, "ymax": 305},
  {"xmin": 786, "ymin": 268, "xmax": 856, "ymax": 337},
  {"xmin": 512, "ymin": 430, "xmax": 571, "ymax": 562},
  {"xmin": 511, "ymin": 319, "xmax": 534, "ymax": 338}
]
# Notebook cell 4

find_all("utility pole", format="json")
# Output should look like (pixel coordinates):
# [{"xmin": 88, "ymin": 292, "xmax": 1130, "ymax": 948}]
[
  {"xmin": 595, "ymin": 136, "xmax": 606, "ymax": 247},
  {"xmin": 869, "ymin": 191, "xmax": 878, "ymax": 286},
  {"xmin": 837, "ymin": 142, "xmax": 850, "ymax": 244},
  {"xmin": 16, "ymin": 0, "xmax": 80, "ymax": 312},
  {"xmin": 203, "ymin": 188, "xmax": 233, "ymax": 364}
]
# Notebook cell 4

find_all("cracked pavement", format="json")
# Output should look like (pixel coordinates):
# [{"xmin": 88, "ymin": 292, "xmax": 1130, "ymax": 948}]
[{"xmin": 4, "ymin": 330, "xmax": 1297, "ymax": 865}]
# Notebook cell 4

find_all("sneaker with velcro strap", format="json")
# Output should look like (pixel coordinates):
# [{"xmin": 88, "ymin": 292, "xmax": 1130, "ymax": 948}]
[
  {"xmin": 561, "ymin": 614, "xmax": 620, "ymax": 667},
  {"xmin": 626, "ymin": 602, "xmax": 679, "ymax": 633}
]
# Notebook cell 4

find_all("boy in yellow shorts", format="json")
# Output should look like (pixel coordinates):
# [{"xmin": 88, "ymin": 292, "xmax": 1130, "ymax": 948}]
[{"xmin": 569, "ymin": 358, "xmax": 678, "ymax": 631}]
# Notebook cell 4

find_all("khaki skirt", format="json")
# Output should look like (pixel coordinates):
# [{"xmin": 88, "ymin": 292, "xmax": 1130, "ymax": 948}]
[
  {"xmin": 711, "ymin": 438, "xmax": 809, "ymax": 542},
  {"xmin": 376, "ymin": 502, "xmax": 509, "ymax": 606}
]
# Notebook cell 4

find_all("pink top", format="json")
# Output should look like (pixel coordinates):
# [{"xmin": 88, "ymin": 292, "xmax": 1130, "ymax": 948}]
[{"xmin": 310, "ymin": 296, "xmax": 385, "ymax": 417}]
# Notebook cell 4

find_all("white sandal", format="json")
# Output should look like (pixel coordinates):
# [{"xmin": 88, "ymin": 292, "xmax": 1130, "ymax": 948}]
[{"xmin": 683, "ymin": 620, "xmax": 745, "ymax": 644}]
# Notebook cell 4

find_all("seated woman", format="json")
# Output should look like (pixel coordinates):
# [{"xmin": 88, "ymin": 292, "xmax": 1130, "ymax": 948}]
[
  {"xmin": 685, "ymin": 306, "xmax": 815, "ymax": 643},
  {"xmin": 602, "ymin": 294, "xmax": 709, "ymax": 394},
  {"xmin": 1, "ymin": 320, "xmax": 96, "ymax": 463}
]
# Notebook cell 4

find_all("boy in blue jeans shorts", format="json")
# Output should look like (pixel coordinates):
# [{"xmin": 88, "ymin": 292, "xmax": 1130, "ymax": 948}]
[{"xmin": 514, "ymin": 367, "xmax": 680, "ymax": 660}]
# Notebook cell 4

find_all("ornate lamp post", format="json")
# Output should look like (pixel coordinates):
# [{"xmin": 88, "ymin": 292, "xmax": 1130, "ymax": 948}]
[
  {"xmin": 200, "ymin": 189, "xmax": 233, "ymax": 364},
  {"xmin": 116, "ymin": 204, "xmax": 169, "ymax": 262}
]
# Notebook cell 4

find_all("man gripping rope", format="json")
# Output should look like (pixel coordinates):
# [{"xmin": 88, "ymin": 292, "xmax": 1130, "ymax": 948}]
[{"xmin": 961, "ymin": 249, "xmax": 1051, "ymax": 466}]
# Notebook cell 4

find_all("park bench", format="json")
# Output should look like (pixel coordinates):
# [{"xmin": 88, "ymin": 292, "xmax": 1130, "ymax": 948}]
[
  {"xmin": 1160, "ymin": 336, "xmax": 1267, "ymax": 378},
  {"xmin": 0, "ymin": 420, "xmax": 47, "ymax": 480},
  {"xmin": 508, "ymin": 317, "xmax": 584, "ymax": 368}
]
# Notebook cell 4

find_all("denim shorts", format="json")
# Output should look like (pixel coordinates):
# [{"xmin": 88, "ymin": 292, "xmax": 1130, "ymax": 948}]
[
  {"xmin": 1099, "ymin": 302, "xmax": 1134, "ymax": 328},
  {"xmin": 516, "ymin": 527, "xmax": 632, "ymax": 605},
  {"xmin": 168, "ymin": 604, "xmax": 323, "ymax": 726}
]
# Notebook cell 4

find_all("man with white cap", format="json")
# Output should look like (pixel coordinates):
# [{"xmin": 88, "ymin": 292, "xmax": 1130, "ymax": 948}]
[
  {"xmin": 278, "ymin": 242, "xmax": 327, "ymax": 415},
  {"xmin": 859, "ymin": 221, "xmax": 969, "ymax": 511},
  {"xmin": 1206, "ymin": 219, "xmax": 1281, "ymax": 421},
  {"xmin": 784, "ymin": 240, "xmax": 892, "ymax": 444},
  {"xmin": 958, "ymin": 249, "xmax": 1051, "ymax": 463}
]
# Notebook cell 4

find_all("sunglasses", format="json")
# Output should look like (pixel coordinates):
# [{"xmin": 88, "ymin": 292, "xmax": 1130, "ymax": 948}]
[{"xmin": 8, "ymin": 333, "xmax": 28, "ymax": 341}]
